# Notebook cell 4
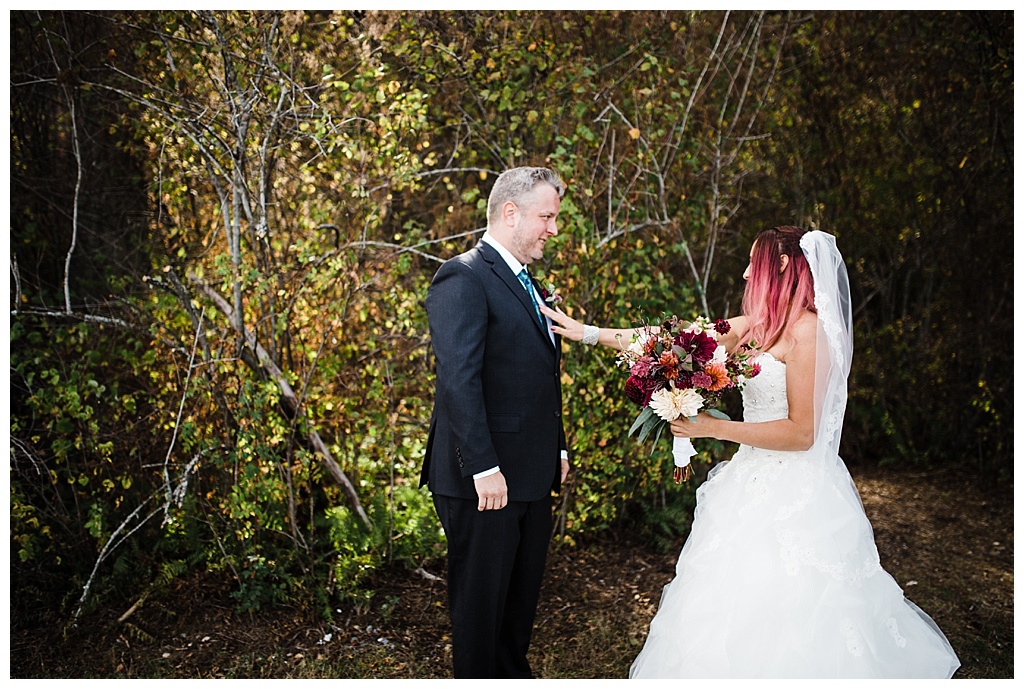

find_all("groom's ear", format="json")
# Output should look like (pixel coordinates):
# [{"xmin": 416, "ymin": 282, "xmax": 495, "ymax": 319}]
[{"xmin": 502, "ymin": 201, "xmax": 518, "ymax": 227}]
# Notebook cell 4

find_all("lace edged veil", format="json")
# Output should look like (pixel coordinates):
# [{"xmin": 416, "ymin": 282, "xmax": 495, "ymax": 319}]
[{"xmin": 799, "ymin": 231, "xmax": 854, "ymax": 478}]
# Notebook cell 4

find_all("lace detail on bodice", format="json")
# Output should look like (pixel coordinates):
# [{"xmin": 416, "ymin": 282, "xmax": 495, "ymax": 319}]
[{"xmin": 740, "ymin": 353, "xmax": 788, "ymax": 423}]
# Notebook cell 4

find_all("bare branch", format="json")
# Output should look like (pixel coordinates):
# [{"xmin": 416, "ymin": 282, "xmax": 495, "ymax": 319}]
[
  {"xmin": 596, "ymin": 220, "xmax": 674, "ymax": 249},
  {"xmin": 11, "ymin": 254, "xmax": 22, "ymax": 312},
  {"xmin": 190, "ymin": 274, "xmax": 372, "ymax": 530},
  {"xmin": 72, "ymin": 494, "xmax": 161, "ymax": 625},
  {"xmin": 73, "ymin": 444, "xmax": 214, "ymax": 624},
  {"xmin": 160, "ymin": 307, "xmax": 204, "ymax": 523},
  {"xmin": 37, "ymin": 11, "xmax": 84, "ymax": 314}
]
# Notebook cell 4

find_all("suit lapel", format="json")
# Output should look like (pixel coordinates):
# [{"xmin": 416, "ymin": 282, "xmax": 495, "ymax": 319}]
[{"xmin": 478, "ymin": 242, "xmax": 555, "ymax": 348}]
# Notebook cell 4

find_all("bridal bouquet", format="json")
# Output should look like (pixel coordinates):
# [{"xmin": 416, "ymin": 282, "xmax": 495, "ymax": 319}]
[{"xmin": 618, "ymin": 315, "xmax": 760, "ymax": 482}]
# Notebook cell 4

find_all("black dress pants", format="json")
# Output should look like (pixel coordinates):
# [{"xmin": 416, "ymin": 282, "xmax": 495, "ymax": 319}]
[{"xmin": 433, "ymin": 492, "xmax": 553, "ymax": 679}]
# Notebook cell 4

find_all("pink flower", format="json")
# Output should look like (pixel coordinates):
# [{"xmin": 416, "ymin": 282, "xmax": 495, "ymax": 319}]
[
  {"xmin": 630, "ymin": 356, "xmax": 656, "ymax": 378},
  {"xmin": 691, "ymin": 371, "xmax": 713, "ymax": 389}
]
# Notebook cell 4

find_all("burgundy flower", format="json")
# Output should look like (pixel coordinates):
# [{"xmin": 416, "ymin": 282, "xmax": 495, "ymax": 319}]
[
  {"xmin": 674, "ymin": 330, "xmax": 718, "ymax": 365},
  {"xmin": 625, "ymin": 375, "xmax": 663, "ymax": 407},
  {"xmin": 713, "ymin": 318, "xmax": 731, "ymax": 334},
  {"xmin": 624, "ymin": 375, "xmax": 646, "ymax": 407}
]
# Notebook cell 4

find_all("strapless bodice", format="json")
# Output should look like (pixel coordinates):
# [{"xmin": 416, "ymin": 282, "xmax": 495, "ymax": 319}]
[{"xmin": 741, "ymin": 353, "xmax": 788, "ymax": 423}]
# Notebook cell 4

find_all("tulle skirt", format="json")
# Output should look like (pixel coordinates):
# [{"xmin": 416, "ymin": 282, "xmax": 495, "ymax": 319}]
[{"xmin": 629, "ymin": 447, "xmax": 960, "ymax": 679}]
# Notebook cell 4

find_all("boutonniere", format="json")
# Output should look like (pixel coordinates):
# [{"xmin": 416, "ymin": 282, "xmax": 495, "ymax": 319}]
[{"xmin": 540, "ymin": 283, "xmax": 563, "ymax": 307}]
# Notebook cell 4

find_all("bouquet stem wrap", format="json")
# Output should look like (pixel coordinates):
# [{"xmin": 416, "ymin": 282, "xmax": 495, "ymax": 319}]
[{"xmin": 672, "ymin": 436, "xmax": 696, "ymax": 468}]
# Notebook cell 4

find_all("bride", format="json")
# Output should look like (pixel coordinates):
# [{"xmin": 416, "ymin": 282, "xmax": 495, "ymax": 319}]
[{"xmin": 540, "ymin": 226, "xmax": 960, "ymax": 678}]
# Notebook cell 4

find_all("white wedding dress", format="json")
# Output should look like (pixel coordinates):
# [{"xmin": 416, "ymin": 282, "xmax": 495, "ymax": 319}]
[{"xmin": 629, "ymin": 353, "xmax": 960, "ymax": 678}]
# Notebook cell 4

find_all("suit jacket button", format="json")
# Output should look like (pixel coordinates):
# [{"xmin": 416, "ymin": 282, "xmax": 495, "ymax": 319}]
[{"xmin": 553, "ymin": 410, "xmax": 561, "ymax": 417}]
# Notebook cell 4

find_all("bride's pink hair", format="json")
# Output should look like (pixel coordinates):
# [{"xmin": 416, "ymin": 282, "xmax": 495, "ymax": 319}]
[{"xmin": 740, "ymin": 226, "xmax": 816, "ymax": 351}]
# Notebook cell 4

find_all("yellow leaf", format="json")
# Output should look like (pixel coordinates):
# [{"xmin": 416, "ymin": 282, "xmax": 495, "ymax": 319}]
[{"xmin": 628, "ymin": 128, "xmax": 640, "ymax": 139}]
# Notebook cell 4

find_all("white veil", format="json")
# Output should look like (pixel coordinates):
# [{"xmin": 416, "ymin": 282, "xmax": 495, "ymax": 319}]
[{"xmin": 799, "ymin": 231, "xmax": 855, "ymax": 478}]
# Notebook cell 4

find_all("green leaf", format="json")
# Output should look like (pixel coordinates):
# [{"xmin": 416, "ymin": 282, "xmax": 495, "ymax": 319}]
[
  {"xmin": 627, "ymin": 406, "xmax": 654, "ymax": 436},
  {"xmin": 651, "ymin": 421, "xmax": 667, "ymax": 451},
  {"xmin": 629, "ymin": 406, "xmax": 666, "ymax": 444}
]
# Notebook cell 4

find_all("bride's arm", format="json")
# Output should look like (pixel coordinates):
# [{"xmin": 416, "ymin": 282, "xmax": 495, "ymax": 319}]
[
  {"xmin": 716, "ymin": 315, "xmax": 748, "ymax": 354},
  {"xmin": 670, "ymin": 315, "xmax": 817, "ymax": 452},
  {"xmin": 539, "ymin": 303, "xmax": 649, "ymax": 351}
]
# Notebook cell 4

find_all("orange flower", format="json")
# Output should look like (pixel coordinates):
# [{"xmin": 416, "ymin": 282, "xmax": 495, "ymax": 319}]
[
  {"xmin": 659, "ymin": 350, "xmax": 680, "ymax": 380},
  {"xmin": 703, "ymin": 361, "xmax": 731, "ymax": 392}
]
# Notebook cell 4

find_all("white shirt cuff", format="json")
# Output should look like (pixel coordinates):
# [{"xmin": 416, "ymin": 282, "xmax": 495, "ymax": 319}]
[{"xmin": 474, "ymin": 453, "xmax": 567, "ymax": 480}]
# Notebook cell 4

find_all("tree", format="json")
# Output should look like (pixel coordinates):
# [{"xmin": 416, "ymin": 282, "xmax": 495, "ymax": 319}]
[
  {"xmin": 10, "ymin": 10, "xmax": 1012, "ymax": 623},
  {"xmin": 741, "ymin": 10, "xmax": 1013, "ymax": 479}
]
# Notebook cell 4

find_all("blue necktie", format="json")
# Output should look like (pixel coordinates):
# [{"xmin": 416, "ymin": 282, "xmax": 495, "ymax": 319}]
[{"xmin": 517, "ymin": 268, "xmax": 543, "ymax": 325}]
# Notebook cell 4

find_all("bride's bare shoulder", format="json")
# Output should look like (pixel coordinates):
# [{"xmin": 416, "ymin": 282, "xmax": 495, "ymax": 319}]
[{"xmin": 790, "ymin": 310, "xmax": 818, "ymax": 345}]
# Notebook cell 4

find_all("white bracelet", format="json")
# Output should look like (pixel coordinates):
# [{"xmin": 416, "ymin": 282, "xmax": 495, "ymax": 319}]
[{"xmin": 582, "ymin": 324, "xmax": 600, "ymax": 346}]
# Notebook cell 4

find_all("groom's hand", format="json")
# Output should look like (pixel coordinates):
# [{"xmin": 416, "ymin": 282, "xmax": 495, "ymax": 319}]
[{"xmin": 474, "ymin": 471, "xmax": 508, "ymax": 511}]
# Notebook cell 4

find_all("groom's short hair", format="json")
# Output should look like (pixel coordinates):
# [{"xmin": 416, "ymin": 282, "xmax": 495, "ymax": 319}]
[{"xmin": 487, "ymin": 167, "xmax": 565, "ymax": 227}]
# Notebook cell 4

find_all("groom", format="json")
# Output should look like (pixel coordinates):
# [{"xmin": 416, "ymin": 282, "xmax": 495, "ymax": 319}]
[{"xmin": 422, "ymin": 166, "xmax": 570, "ymax": 678}]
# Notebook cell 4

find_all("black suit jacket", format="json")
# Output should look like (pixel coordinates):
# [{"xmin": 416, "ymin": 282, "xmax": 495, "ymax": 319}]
[{"xmin": 422, "ymin": 240, "xmax": 567, "ymax": 502}]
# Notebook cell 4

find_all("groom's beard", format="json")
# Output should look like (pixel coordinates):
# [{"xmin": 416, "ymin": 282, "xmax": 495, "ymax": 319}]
[{"xmin": 511, "ymin": 227, "xmax": 546, "ymax": 263}]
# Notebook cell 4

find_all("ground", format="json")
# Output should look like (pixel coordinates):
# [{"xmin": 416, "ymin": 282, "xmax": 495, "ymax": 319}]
[{"xmin": 10, "ymin": 463, "xmax": 1014, "ymax": 679}]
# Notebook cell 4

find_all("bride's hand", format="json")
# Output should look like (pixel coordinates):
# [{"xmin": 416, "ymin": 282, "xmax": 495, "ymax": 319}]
[
  {"xmin": 670, "ymin": 413, "xmax": 717, "ymax": 439},
  {"xmin": 539, "ymin": 303, "xmax": 585, "ymax": 342}
]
